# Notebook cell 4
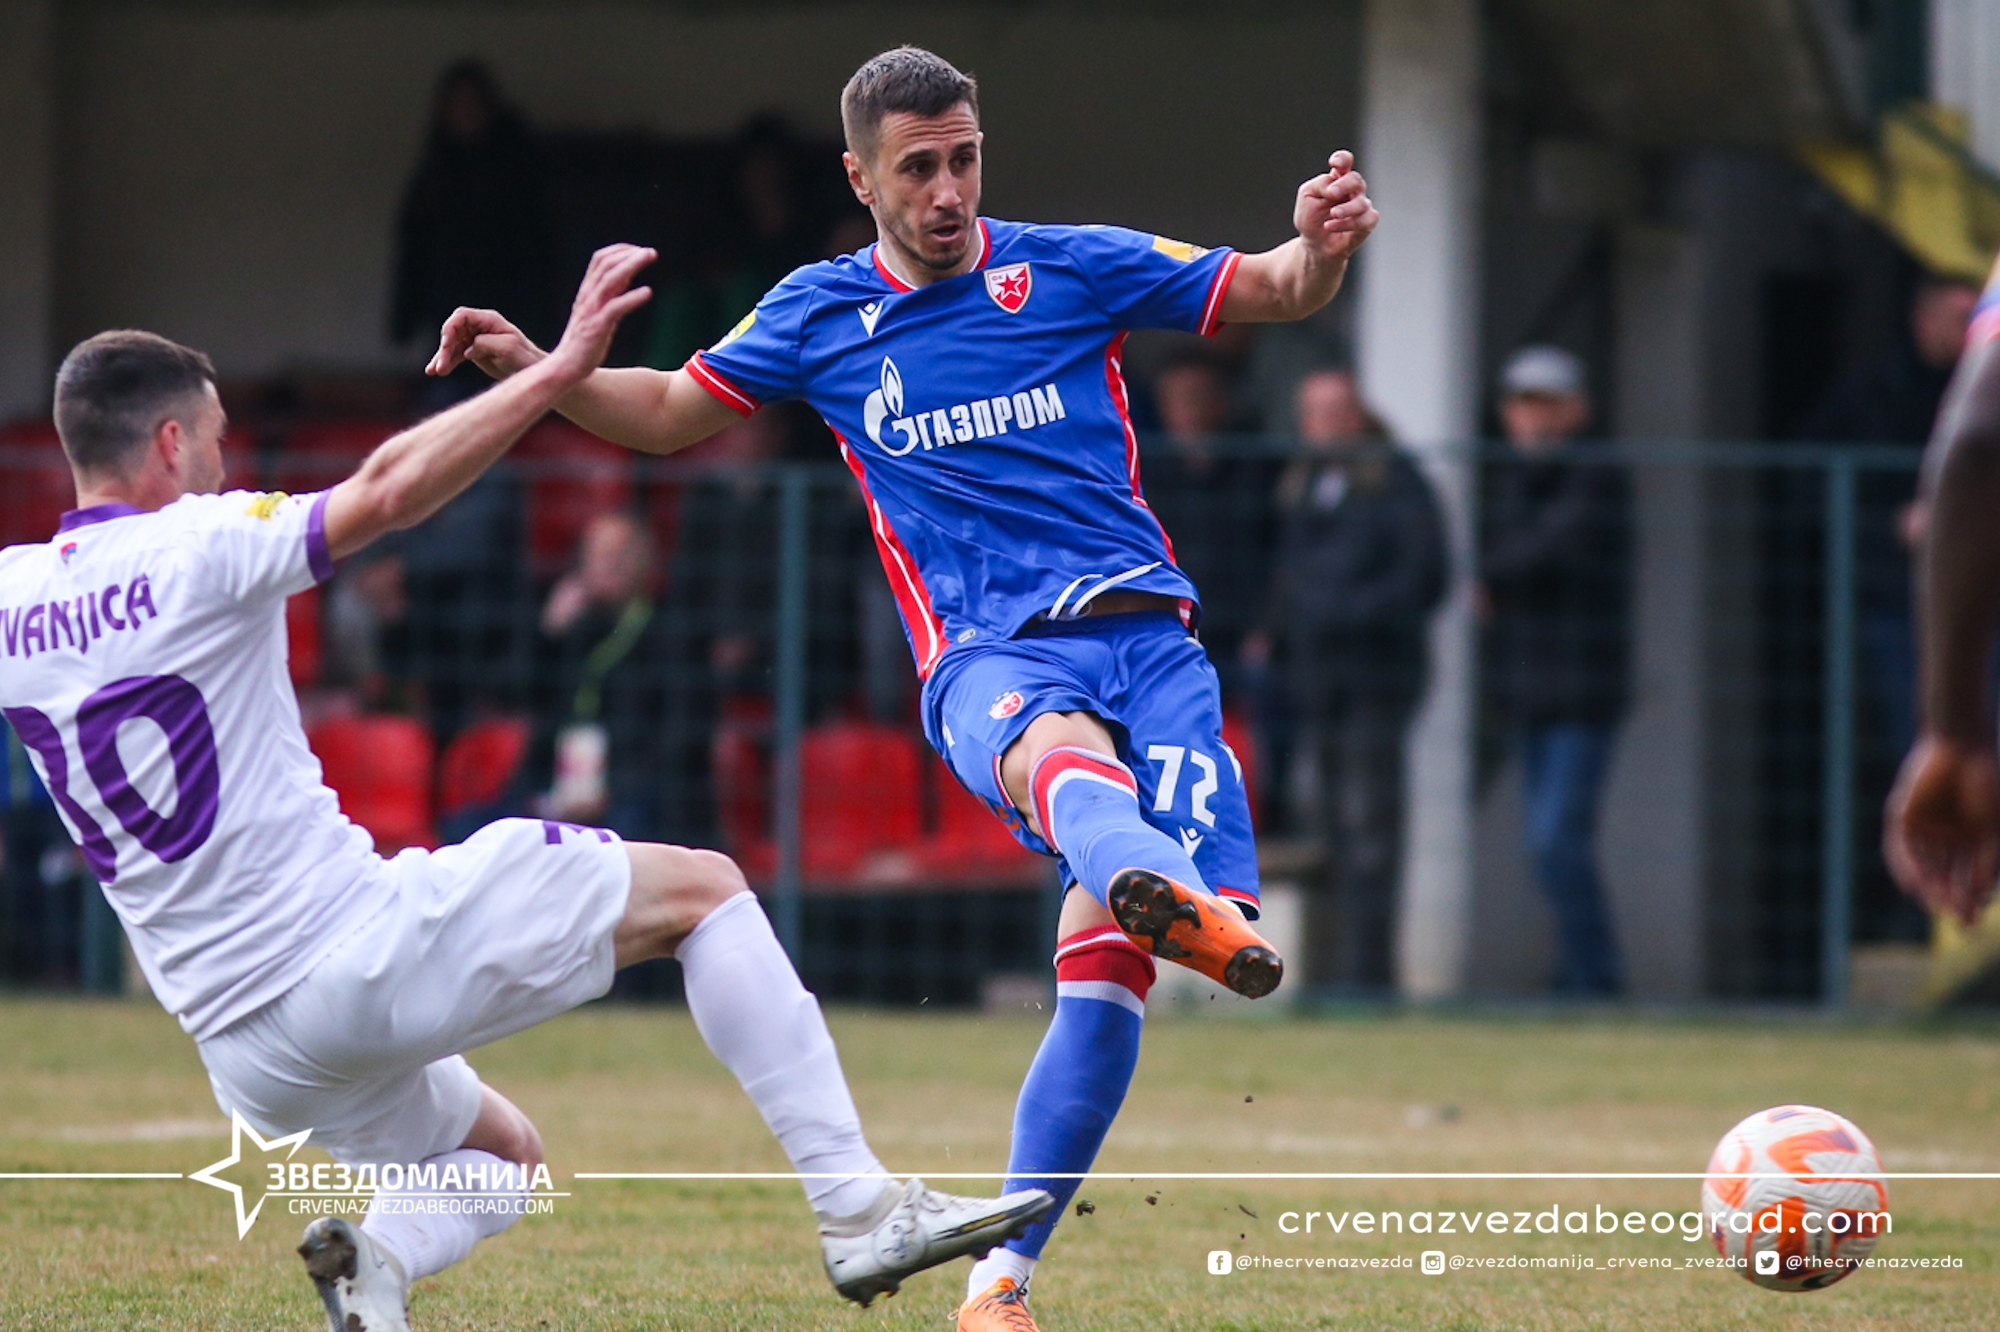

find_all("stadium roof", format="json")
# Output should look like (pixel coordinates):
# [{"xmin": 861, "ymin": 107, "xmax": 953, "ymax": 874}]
[
  {"xmin": 1506, "ymin": 0, "xmax": 1866, "ymax": 147},
  {"xmin": 72, "ymin": 0, "xmax": 1871, "ymax": 151}
]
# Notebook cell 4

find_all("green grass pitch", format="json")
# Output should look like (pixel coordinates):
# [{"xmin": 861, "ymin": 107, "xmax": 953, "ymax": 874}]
[{"xmin": 2, "ymin": 996, "xmax": 1996, "ymax": 1329}]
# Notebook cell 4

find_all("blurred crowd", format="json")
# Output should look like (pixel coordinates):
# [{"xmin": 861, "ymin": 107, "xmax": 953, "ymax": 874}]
[{"xmin": 0, "ymin": 62, "xmax": 1983, "ymax": 1002}]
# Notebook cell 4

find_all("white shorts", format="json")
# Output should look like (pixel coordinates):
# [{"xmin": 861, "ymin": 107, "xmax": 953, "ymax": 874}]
[{"xmin": 197, "ymin": 818, "xmax": 631, "ymax": 1166}]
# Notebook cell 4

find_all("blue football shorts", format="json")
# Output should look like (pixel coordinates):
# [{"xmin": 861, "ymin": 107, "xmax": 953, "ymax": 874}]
[{"xmin": 920, "ymin": 610, "xmax": 1261, "ymax": 917}]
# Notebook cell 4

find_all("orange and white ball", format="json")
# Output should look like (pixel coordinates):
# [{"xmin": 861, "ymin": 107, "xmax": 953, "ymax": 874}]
[{"xmin": 1701, "ymin": 1104, "xmax": 1887, "ymax": 1291}]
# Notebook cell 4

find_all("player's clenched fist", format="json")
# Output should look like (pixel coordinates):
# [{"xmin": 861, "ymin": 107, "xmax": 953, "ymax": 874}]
[
  {"xmin": 428, "ymin": 244, "xmax": 657, "ymax": 384},
  {"xmin": 1295, "ymin": 150, "xmax": 1377, "ymax": 261},
  {"xmin": 1884, "ymin": 734, "xmax": 2000, "ymax": 925},
  {"xmin": 429, "ymin": 305, "xmax": 538, "ymax": 380},
  {"xmin": 430, "ymin": 304, "xmax": 536, "ymax": 382}
]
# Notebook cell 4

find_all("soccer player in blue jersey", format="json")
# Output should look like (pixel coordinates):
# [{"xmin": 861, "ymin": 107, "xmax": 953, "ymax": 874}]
[{"xmin": 433, "ymin": 46, "xmax": 1377, "ymax": 1331}]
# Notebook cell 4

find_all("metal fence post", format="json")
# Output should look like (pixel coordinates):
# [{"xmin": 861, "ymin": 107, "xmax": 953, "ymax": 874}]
[
  {"xmin": 80, "ymin": 882, "xmax": 122, "ymax": 995},
  {"xmin": 771, "ymin": 467, "xmax": 811, "ymax": 963},
  {"xmin": 1821, "ymin": 457, "xmax": 1857, "ymax": 1008}
]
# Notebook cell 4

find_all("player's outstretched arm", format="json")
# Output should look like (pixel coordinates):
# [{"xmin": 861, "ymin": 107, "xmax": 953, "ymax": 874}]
[
  {"xmin": 1885, "ymin": 322, "xmax": 2000, "ymax": 924},
  {"xmin": 1220, "ymin": 149, "xmax": 1379, "ymax": 324},
  {"xmin": 428, "ymin": 297, "xmax": 739, "ymax": 458},
  {"xmin": 321, "ymin": 243, "xmax": 656, "ymax": 561}
]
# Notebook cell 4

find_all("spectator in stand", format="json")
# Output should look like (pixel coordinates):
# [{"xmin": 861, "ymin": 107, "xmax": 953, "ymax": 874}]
[
  {"xmin": 1244, "ymin": 368, "xmax": 1446, "ymax": 994},
  {"xmin": 395, "ymin": 461, "xmax": 525, "ymax": 743},
  {"xmin": 1480, "ymin": 345, "xmax": 1632, "ymax": 997},
  {"xmin": 1799, "ymin": 274, "xmax": 1981, "ymax": 765},
  {"xmin": 392, "ymin": 61, "xmax": 557, "ymax": 392},
  {"xmin": 519, "ymin": 511, "xmax": 708, "ymax": 849},
  {"xmin": 1142, "ymin": 355, "xmax": 1277, "ymax": 678},
  {"xmin": 645, "ymin": 119, "xmax": 819, "ymax": 372},
  {"xmin": 319, "ymin": 551, "xmax": 412, "ymax": 712},
  {"xmin": 388, "ymin": 62, "xmax": 547, "ymax": 737},
  {"xmin": 668, "ymin": 409, "xmax": 863, "ymax": 720},
  {"xmin": 515, "ymin": 510, "xmax": 711, "ymax": 1002}
]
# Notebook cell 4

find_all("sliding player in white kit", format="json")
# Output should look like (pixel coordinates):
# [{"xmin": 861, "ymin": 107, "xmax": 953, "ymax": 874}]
[{"xmin": 0, "ymin": 246, "xmax": 1049, "ymax": 1331}]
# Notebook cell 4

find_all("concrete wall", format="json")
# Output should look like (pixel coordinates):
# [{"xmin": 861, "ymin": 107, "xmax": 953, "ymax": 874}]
[
  {"xmin": 48, "ymin": 1, "xmax": 1360, "ymax": 384},
  {"xmin": 1932, "ymin": 0, "xmax": 2000, "ymax": 171},
  {"xmin": 0, "ymin": 0, "xmax": 54, "ymax": 421},
  {"xmin": 1356, "ymin": 0, "xmax": 1483, "ymax": 999},
  {"xmin": 1464, "ymin": 151, "xmax": 1824, "ymax": 998}
]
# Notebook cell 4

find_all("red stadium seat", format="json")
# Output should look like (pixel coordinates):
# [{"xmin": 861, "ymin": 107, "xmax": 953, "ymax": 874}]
[
  {"xmin": 273, "ymin": 421, "xmax": 403, "ymax": 495},
  {"xmin": 0, "ymin": 422, "xmax": 259, "ymax": 549},
  {"xmin": 712, "ymin": 694, "xmax": 773, "ymax": 864},
  {"xmin": 646, "ymin": 478, "xmax": 685, "ymax": 588},
  {"xmin": 307, "ymin": 714, "xmax": 437, "ymax": 853},
  {"xmin": 0, "ymin": 422, "xmax": 74, "ymax": 548},
  {"xmin": 286, "ymin": 585, "xmax": 323, "ymax": 688},
  {"xmin": 735, "ymin": 720, "xmax": 927, "ymax": 885},
  {"xmin": 799, "ymin": 721, "xmax": 924, "ymax": 881},
  {"xmin": 1221, "ymin": 706, "xmax": 1259, "ymax": 832},
  {"xmin": 903, "ymin": 754, "xmax": 1045, "ymax": 886},
  {"xmin": 219, "ymin": 427, "xmax": 259, "ymax": 491},
  {"xmin": 0, "ymin": 420, "xmax": 265, "ymax": 549},
  {"xmin": 437, "ymin": 717, "xmax": 532, "ymax": 820},
  {"xmin": 514, "ymin": 418, "xmax": 633, "ymax": 577}
]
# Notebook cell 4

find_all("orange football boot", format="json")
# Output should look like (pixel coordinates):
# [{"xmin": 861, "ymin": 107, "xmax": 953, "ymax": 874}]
[
  {"xmin": 957, "ymin": 1276, "xmax": 1041, "ymax": 1332},
  {"xmin": 1106, "ymin": 868, "xmax": 1284, "ymax": 998}
]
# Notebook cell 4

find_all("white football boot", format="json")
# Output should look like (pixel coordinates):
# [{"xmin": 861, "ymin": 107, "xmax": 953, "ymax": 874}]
[
  {"xmin": 298, "ymin": 1215, "xmax": 410, "ymax": 1332},
  {"xmin": 819, "ymin": 1178, "xmax": 1055, "ymax": 1307}
]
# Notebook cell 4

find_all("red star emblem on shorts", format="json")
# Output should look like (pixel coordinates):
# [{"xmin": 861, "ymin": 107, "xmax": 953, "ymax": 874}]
[{"xmin": 985, "ymin": 263, "xmax": 1032, "ymax": 313}]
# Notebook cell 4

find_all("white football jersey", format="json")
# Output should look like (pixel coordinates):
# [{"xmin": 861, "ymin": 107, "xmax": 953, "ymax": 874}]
[{"xmin": 0, "ymin": 491, "xmax": 390, "ymax": 1039}]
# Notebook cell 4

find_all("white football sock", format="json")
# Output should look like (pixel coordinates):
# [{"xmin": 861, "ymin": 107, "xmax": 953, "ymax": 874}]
[
  {"xmin": 360, "ymin": 1148, "xmax": 526, "ymax": 1282},
  {"xmin": 968, "ymin": 1246, "xmax": 1037, "ymax": 1300},
  {"xmin": 676, "ymin": 891, "xmax": 888, "ymax": 1218}
]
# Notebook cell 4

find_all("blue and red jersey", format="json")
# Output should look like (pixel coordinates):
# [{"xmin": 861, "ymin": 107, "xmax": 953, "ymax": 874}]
[
  {"xmin": 1971, "ymin": 253, "xmax": 2000, "ymax": 349},
  {"xmin": 687, "ymin": 217, "xmax": 1240, "ymax": 677}
]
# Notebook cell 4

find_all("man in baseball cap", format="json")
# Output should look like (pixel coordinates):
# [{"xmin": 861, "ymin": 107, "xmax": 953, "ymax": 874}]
[{"xmin": 1480, "ymin": 344, "xmax": 1633, "ymax": 996}]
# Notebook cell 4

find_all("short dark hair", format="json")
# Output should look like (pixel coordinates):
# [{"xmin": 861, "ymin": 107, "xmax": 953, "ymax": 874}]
[
  {"xmin": 54, "ymin": 330, "xmax": 216, "ymax": 474},
  {"xmin": 840, "ymin": 46, "xmax": 978, "ymax": 162}
]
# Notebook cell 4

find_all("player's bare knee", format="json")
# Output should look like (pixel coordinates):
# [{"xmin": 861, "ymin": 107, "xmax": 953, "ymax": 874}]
[
  {"xmin": 618, "ymin": 843, "xmax": 747, "ymax": 963},
  {"xmin": 675, "ymin": 847, "xmax": 748, "ymax": 915},
  {"xmin": 463, "ymin": 1085, "xmax": 544, "ymax": 1170}
]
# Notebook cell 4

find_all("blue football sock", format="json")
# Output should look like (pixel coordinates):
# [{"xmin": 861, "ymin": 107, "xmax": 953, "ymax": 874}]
[
  {"xmin": 998, "ymin": 929, "xmax": 1155, "ymax": 1260},
  {"xmin": 1029, "ymin": 746, "xmax": 1207, "ymax": 905}
]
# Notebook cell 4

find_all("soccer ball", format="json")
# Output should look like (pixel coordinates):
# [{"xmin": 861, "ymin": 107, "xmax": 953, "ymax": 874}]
[{"xmin": 1700, "ymin": 1104, "xmax": 1888, "ymax": 1291}]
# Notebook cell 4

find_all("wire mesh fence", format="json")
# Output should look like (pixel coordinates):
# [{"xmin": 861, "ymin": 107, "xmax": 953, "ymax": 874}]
[{"xmin": 0, "ymin": 428, "xmax": 1925, "ymax": 1005}]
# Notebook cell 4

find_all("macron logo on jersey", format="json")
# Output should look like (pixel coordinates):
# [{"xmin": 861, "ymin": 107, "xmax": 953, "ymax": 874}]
[
  {"xmin": 858, "ymin": 300, "xmax": 885, "ymax": 337},
  {"xmin": 862, "ymin": 356, "xmax": 1068, "ymax": 458}
]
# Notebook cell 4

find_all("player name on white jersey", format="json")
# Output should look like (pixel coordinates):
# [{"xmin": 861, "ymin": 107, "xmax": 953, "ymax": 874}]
[
  {"xmin": 1, "ymin": 574, "xmax": 160, "ymax": 659},
  {"xmin": 0, "ymin": 491, "xmax": 389, "ymax": 1040}
]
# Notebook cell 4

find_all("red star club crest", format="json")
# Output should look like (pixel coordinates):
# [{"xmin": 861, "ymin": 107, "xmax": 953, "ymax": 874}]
[
  {"xmin": 985, "ymin": 263, "xmax": 1032, "ymax": 314},
  {"xmin": 989, "ymin": 690, "xmax": 1025, "ymax": 720}
]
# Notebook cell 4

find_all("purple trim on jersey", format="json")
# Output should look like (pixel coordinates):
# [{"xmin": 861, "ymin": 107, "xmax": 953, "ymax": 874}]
[
  {"xmin": 58, "ymin": 503, "xmax": 145, "ymax": 533},
  {"xmin": 305, "ymin": 490, "xmax": 335, "ymax": 583}
]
